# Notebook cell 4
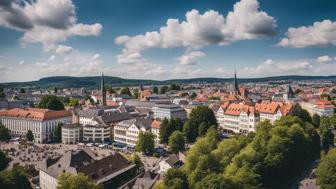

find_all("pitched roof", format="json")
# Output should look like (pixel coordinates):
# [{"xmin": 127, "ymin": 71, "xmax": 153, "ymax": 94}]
[
  {"xmin": 151, "ymin": 120, "xmax": 161, "ymax": 129},
  {"xmin": 0, "ymin": 108, "xmax": 71, "ymax": 121},
  {"xmin": 42, "ymin": 148, "xmax": 133, "ymax": 183}
]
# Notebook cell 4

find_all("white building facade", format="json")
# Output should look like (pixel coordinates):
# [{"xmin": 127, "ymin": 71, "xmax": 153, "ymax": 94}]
[
  {"xmin": 0, "ymin": 108, "xmax": 72, "ymax": 143},
  {"xmin": 62, "ymin": 124, "xmax": 81, "ymax": 144},
  {"xmin": 152, "ymin": 104, "xmax": 187, "ymax": 120},
  {"xmin": 83, "ymin": 125, "xmax": 110, "ymax": 142}
]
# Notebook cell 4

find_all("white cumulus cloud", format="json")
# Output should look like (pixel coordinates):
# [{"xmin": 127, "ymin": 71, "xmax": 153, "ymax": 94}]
[
  {"xmin": 55, "ymin": 45, "xmax": 73, "ymax": 54},
  {"xmin": 0, "ymin": 0, "xmax": 103, "ymax": 51},
  {"xmin": 115, "ymin": 0, "xmax": 276, "ymax": 65},
  {"xmin": 317, "ymin": 55, "xmax": 333, "ymax": 63},
  {"xmin": 278, "ymin": 20, "xmax": 336, "ymax": 48},
  {"xmin": 177, "ymin": 51, "xmax": 206, "ymax": 65}
]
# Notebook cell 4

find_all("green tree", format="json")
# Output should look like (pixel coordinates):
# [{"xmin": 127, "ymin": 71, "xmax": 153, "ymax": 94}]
[
  {"xmin": 319, "ymin": 116, "xmax": 334, "ymax": 152},
  {"xmin": 170, "ymin": 84, "xmax": 181, "ymax": 91},
  {"xmin": 26, "ymin": 130, "xmax": 34, "ymax": 142},
  {"xmin": 0, "ymin": 123, "xmax": 11, "ymax": 141},
  {"xmin": 190, "ymin": 92, "xmax": 197, "ymax": 99},
  {"xmin": 163, "ymin": 168, "xmax": 188, "ymax": 189},
  {"xmin": 291, "ymin": 104, "xmax": 312, "ymax": 123},
  {"xmin": 120, "ymin": 87, "xmax": 131, "ymax": 96},
  {"xmin": 0, "ymin": 166, "xmax": 32, "ymax": 189},
  {"xmin": 68, "ymin": 98, "xmax": 79, "ymax": 107},
  {"xmin": 133, "ymin": 89, "xmax": 140, "ymax": 99},
  {"xmin": 57, "ymin": 172, "xmax": 102, "ymax": 189},
  {"xmin": 159, "ymin": 118, "xmax": 183, "ymax": 144},
  {"xmin": 0, "ymin": 150, "xmax": 9, "ymax": 171},
  {"xmin": 38, "ymin": 95, "xmax": 65, "ymax": 110},
  {"xmin": 159, "ymin": 118, "xmax": 169, "ymax": 144},
  {"xmin": 136, "ymin": 132, "xmax": 155, "ymax": 155},
  {"xmin": 0, "ymin": 87, "xmax": 5, "ymax": 98},
  {"xmin": 168, "ymin": 131, "xmax": 185, "ymax": 153},
  {"xmin": 331, "ymin": 115, "xmax": 336, "ymax": 129},
  {"xmin": 106, "ymin": 85, "xmax": 115, "ymax": 94},
  {"xmin": 183, "ymin": 106, "xmax": 217, "ymax": 142},
  {"xmin": 152, "ymin": 86, "xmax": 159, "ymax": 94},
  {"xmin": 312, "ymin": 114, "xmax": 320, "ymax": 128},
  {"xmin": 320, "ymin": 93, "xmax": 332, "ymax": 101},
  {"xmin": 53, "ymin": 123, "xmax": 63, "ymax": 142},
  {"xmin": 208, "ymin": 96, "xmax": 220, "ymax": 101},
  {"xmin": 133, "ymin": 154, "xmax": 143, "ymax": 169},
  {"xmin": 160, "ymin": 86, "xmax": 169, "ymax": 94},
  {"xmin": 316, "ymin": 149, "xmax": 336, "ymax": 189}
]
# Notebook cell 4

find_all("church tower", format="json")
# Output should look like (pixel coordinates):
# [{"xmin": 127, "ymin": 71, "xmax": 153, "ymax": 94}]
[
  {"xmin": 233, "ymin": 71, "xmax": 240, "ymax": 95},
  {"xmin": 100, "ymin": 72, "xmax": 106, "ymax": 106}
]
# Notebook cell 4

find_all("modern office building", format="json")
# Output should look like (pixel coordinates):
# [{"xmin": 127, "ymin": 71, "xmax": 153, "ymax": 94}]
[
  {"xmin": 61, "ymin": 123, "xmax": 81, "ymax": 144},
  {"xmin": 152, "ymin": 104, "xmax": 187, "ymax": 120}
]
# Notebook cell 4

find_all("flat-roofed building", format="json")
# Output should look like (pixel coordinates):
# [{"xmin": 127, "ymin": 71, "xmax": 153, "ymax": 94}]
[
  {"xmin": 62, "ymin": 124, "xmax": 81, "ymax": 144},
  {"xmin": 152, "ymin": 104, "xmax": 187, "ymax": 120},
  {"xmin": 0, "ymin": 108, "xmax": 72, "ymax": 143}
]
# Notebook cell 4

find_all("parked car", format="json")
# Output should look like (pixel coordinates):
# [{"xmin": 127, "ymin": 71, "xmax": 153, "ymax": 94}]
[{"xmin": 86, "ymin": 143, "xmax": 94, "ymax": 147}]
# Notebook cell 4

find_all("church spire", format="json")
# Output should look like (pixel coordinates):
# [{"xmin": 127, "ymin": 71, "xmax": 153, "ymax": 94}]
[
  {"xmin": 233, "ymin": 70, "xmax": 240, "ymax": 95},
  {"xmin": 100, "ymin": 72, "xmax": 106, "ymax": 106}
]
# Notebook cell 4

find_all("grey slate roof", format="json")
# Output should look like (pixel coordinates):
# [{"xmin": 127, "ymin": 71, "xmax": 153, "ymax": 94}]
[
  {"xmin": 41, "ymin": 148, "xmax": 134, "ymax": 183},
  {"xmin": 78, "ymin": 108, "xmax": 104, "ymax": 118}
]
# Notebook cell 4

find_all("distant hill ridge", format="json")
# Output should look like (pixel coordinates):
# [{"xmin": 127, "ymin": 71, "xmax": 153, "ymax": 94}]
[{"xmin": 1, "ymin": 75, "xmax": 336, "ymax": 89}]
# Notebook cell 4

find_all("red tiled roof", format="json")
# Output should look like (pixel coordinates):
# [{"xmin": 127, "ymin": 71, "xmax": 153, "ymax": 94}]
[
  {"xmin": 224, "ymin": 104, "xmax": 255, "ymax": 116},
  {"xmin": 0, "ymin": 108, "xmax": 72, "ymax": 121},
  {"xmin": 151, "ymin": 120, "xmax": 161, "ymax": 129}
]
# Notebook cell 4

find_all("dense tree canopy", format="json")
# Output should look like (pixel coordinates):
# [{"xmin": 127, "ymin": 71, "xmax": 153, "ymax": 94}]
[
  {"xmin": 133, "ymin": 89, "xmax": 140, "ymax": 99},
  {"xmin": 0, "ymin": 123, "xmax": 10, "ymax": 141},
  {"xmin": 291, "ymin": 104, "xmax": 312, "ymax": 123},
  {"xmin": 168, "ymin": 131, "xmax": 185, "ymax": 153},
  {"xmin": 160, "ymin": 118, "xmax": 183, "ymax": 144},
  {"xmin": 163, "ymin": 168, "xmax": 188, "ymax": 189},
  {"xmin": 0, "ymin": 150, "xmax": 9, "ymax": 171},
  {"xmin": 0, "ymin": 166, "xmax": 32, "ymax": 189},
  {"xmin": 57, "ymin": 172, "xmax": 102, "ymax": 189},
  {"xmin": 169, "ymin": 84, "xmax": 181, "ymax": 91},
  {"xmin": 183, "ymin": 106, "xmax": 217, "ymax": 143},
  {"xmin": 316, "ymin": 149, "xmax": 336, "ymax": 189},
  {"xmin": 160, "ymin": 86, "xmax": 169, "ymax": 94},
  {"xmin": 120, "ymin": 87, "xmax": 131, "ymax": 96},
  {"xmin": 320, "ymin": 93, "xmax": 332, "ymax": 101},
  {"xmin": 319, "ymin": 116, "xmax": 334, "ymax": 152},
  {"xmin": 164, "ymin": 116, "xmax": 320, "ymax": 189},
  {"xmin": 38, "ymin": 95, "xmax": 65, "ymax": 110},
  {"xmin": 0, "ymin": 87, "xmax": 5, "ymax": 98},
  {"xmin": 68, "ymin": 98, "xmax": 79, "ymax": 107},
  {"xmin": 136, "ymin": 132, "xmax": 155, "ymax": 155},
  {"xmin": 312, "ymin": 114, "xmax": 320, "ymax": 128},
  {"xmin": 152, "ymin": 86, "xmax": 159, "ymax": 94},
  {"xmin": 190, "ymin": 92, "xmax": 197, "ymax": 99}
]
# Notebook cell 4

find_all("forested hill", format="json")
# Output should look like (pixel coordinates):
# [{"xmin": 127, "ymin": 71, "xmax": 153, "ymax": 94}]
[{"xmin": 1, "ymin": 75, "xmax": 336, "ymax": 89}]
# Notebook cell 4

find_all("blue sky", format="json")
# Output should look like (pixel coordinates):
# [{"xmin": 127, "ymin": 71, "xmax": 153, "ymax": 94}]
[{"xmin": 0, "ymin": 0, "xmax": 336, "ymax": 82}]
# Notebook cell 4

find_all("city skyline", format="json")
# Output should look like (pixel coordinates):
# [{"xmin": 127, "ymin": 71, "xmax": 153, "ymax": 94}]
[{"xmin": 1, "ymin": 0, "xmax": 336, "ymax": 82}]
